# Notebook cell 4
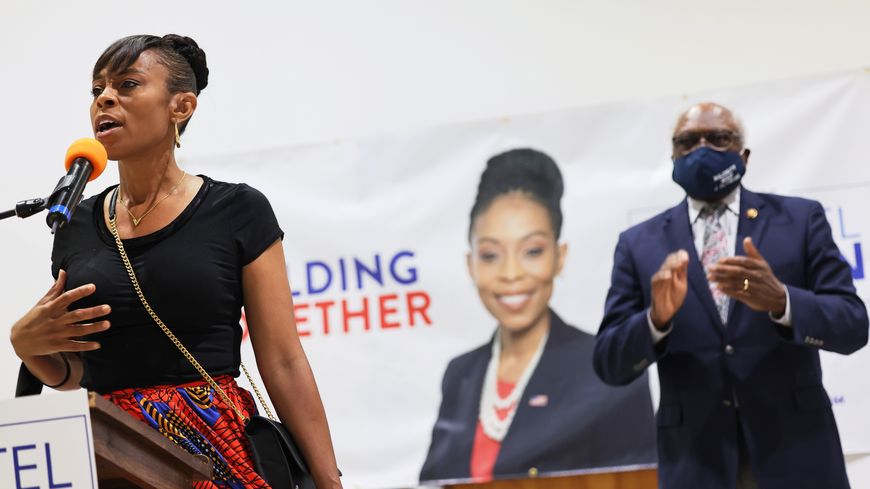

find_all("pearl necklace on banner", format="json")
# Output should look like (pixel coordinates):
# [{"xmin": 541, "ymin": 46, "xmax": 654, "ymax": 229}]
[{"xmin": 478, "ymin": 330, "xmax": 549, "ymax": 442}]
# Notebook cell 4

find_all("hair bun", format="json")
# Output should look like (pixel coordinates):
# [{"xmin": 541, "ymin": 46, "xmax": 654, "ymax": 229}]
[
  {"xmin": 482, "ymin": 148, "xmax": 564, "ymax": 204},
  {"xmin": 163, "ymin": 34, "xmax": 209, "ymax": 94},
  {"xmin": 469, "ymin": 148, "xmax": 565, "ymax": 240}
]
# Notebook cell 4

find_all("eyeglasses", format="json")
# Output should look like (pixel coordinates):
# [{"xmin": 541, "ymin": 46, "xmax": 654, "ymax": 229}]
[{"xmin": 672, "ymin": 130, "xmax": 742, "ymax": 153}]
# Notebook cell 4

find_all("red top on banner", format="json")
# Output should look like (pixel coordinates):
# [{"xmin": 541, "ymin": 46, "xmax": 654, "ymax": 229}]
[{"xmin": 470, "ymin": 378, "xmax": 516, "ymax": 481}]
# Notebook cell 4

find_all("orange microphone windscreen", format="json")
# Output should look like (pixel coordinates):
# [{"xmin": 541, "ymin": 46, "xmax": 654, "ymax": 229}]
[{"xmin": 64, "ymin": 138, "xmax": 108, "ymax": 181}]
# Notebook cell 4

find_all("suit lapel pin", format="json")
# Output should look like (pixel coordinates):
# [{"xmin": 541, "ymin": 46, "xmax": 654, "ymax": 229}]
[
  {"xmin": 746, "ymin": 208, "xmax": 758, "ymax": 219},
  {"xmin": 528, "ymin": 394, "xmax": 548, "ymax": 407}
]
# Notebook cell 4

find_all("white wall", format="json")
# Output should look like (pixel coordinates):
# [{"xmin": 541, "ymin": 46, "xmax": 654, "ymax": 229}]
[{"xmin": 2, "ymin": 1, "xmax": 870, "ymax": 486}]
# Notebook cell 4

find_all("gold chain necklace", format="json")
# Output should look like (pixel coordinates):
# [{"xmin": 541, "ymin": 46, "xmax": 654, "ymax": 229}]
[{"xmin": 118, "ymin": 172, "xmax": 186, "ymax": 226}]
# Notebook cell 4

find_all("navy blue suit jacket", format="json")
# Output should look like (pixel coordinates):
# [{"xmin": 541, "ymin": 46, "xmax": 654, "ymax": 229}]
[
  {"xmin": 594, "ymin": 187, "xmax": 868, "ymax": 489},
  {"xmin": 421, "ymin": 311, "xmax": 656, "ymax": 483}
]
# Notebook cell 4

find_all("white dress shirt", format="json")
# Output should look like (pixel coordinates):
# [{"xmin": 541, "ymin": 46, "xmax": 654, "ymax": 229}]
[{"xmin": 648, "ymin": 186, "xmax": 792, "ymax": 343}]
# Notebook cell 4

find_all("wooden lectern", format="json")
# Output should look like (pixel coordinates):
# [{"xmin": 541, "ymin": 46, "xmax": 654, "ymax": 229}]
[
  {"xmin": 88, "ymin": 390, "xmax": 655, "ymax": 489},
  {"xmin": 446, "ymin": 468, "xmax": 658, "ymax": 489},
  {"xmin": 88, "ymin": 392, "xmax": 214, "ymax": 488}
]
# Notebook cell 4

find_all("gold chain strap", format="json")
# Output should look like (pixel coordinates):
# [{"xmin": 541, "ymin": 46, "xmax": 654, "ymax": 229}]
[
  {"xmin": 240, "ymin": 362, "xmax": 275, "ymax": 420},
  {"xmin": 108, "ymin": 212, "xmax": 251, "ymax": 423}
]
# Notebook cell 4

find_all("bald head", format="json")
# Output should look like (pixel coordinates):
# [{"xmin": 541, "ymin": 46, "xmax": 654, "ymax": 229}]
[
  {"xmin": 674, "ymin": 102, "xmax": 744, "ymax": 138},
  {"xmin": 670, "ymin": 102, "xmax": 751, "ymax": 200},
  {"xmin": 671, "ymin": 102, "xmax": 748, "ymax": 162}
]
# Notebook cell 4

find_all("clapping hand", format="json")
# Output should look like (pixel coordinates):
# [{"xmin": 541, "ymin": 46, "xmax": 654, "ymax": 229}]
[
  {"xmin": 708, "ymin": 237, "xmax": 787, "ymax": 316},
  {"xmin": 650, "ymin": 250, "xmax": 690, "ymax": 329}
]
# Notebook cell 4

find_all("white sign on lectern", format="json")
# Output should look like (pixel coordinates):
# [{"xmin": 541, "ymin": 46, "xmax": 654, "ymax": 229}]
[{"xmin": 0, "ymin": 389, "xmax": 97, "ymax": 489}]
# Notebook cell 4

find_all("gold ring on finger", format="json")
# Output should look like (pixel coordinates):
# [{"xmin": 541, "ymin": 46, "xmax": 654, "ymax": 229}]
[{"xmin": 743, "ymin": 278, "xmax": 749, "ymax": 292}]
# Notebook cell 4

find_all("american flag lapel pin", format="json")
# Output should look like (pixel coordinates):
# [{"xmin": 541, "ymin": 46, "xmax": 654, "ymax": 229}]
[{"xmin": 528, "ymin": 395, "xmax": 548, "ymax": 407}]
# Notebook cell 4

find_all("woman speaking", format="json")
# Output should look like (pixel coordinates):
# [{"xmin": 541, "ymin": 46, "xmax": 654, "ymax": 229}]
[
  {"xmin": 10, "ymin": 35, "xmax": 341, "ymax": 489},
  {"xmin": 420, "ymin": 149, "xmax": 656, "ymax": 483}
]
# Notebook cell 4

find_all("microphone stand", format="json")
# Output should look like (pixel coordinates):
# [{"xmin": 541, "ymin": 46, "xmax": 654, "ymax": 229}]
[
  {"xmin": 0, "ymin": 197, "xmax": 49, "ymax": 222},
  {"xmin": 2, "ymin": 171, "xmax": 87, "ymax": 232}
]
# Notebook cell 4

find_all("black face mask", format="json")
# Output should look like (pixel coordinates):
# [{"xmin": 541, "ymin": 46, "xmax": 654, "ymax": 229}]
[{"xmin": 672, "ymin": 147, "xmax": 745, "ymax": 199}]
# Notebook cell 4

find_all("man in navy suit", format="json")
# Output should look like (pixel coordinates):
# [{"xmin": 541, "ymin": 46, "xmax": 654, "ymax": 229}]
[{"xmin": 594, "ymin": 102, "xmax": 868, "ymax": 489}]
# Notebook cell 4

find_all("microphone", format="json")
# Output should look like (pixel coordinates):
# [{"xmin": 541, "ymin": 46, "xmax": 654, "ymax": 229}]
[{"xmin": 45, "ymin": 138, "xmax": 107, "ymax": 234}]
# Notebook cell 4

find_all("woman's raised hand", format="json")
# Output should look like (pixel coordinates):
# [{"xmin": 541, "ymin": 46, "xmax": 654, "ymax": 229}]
[{"xmin": 10, "ymin": 270, "xmax": 110, "ymax": 360}]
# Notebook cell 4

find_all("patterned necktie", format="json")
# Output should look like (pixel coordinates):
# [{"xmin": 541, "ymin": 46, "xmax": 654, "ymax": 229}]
[{"xmin": 701, "ymin": 203, "xmax": 729, "ymax": 325}]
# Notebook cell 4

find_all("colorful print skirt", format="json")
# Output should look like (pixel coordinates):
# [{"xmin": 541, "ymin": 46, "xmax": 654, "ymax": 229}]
[{"xmin": 104, "ymin": 375, "xmax": 271, "ymax": 489}]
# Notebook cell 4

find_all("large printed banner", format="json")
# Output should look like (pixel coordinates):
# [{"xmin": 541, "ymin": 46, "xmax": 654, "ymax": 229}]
[
  {"xmin": 179, "ymin": 69, "xmax": 870, "ymax": 488},
  {"xmin": 2, "ymin": 69, "xmax": 870, "ymax": 489}
]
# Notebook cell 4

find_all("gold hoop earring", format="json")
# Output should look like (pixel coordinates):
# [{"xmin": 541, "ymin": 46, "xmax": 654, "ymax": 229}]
[{"xmin": 175, "ymin": 123, "xmax": 181, "ymax": 149}]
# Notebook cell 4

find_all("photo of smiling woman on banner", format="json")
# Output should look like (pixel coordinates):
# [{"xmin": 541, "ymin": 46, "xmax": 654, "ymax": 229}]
[{"xmin": 420, "ymin": 149, "xmax": 657, "ymax": 483}]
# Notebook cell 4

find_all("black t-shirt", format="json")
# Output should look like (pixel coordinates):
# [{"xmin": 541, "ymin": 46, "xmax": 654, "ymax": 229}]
[{"xmin": 51, "ymin": 176, "xmax": 284, "ymax": 394}]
